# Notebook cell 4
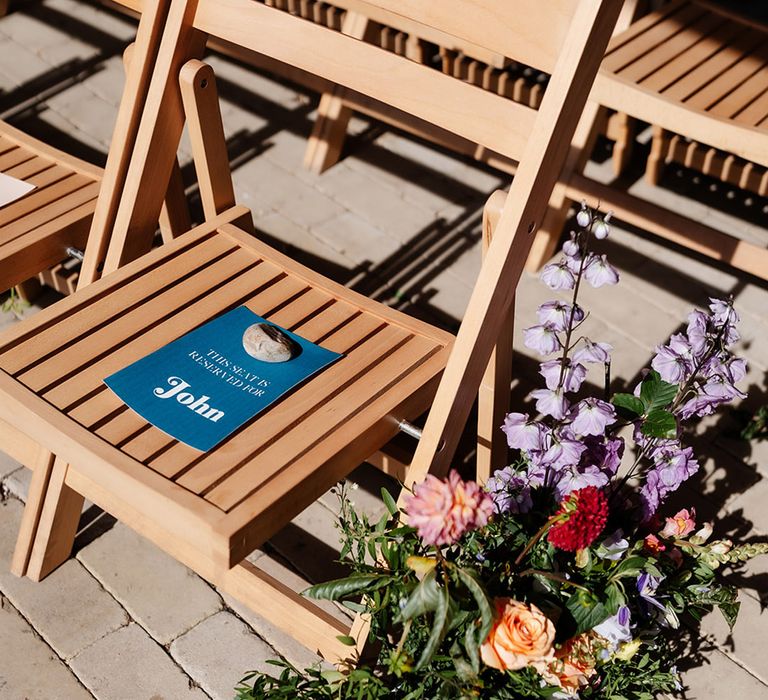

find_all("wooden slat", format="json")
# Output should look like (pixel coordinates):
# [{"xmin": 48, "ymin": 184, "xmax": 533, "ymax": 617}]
[
  {"xmin": 165, "ymin": 311, "xmax": 386, "ymax": 486},
  {"xmin": 0, "ymin": 235, "xmax": 237, "ymax": 373},
  {"xmin": 603, "ymin": 0, "xmax": 684, "ymax": 56},
  {"xmin": 325, "ymin": 0, "xmax": 577, "ymax": 72},
  {"xmin": 0, "ymin": 182, "xmax": 100, "ymax": 243},
  {"xmin": 733, "ymin": 86, "xmax": 768, "ymax": 126},
  {"xmin": 193, "ymin": 0, "xmax": 537, "ymax": 160},
  {"xmin": 617, "ymin": 11, "xmax": 723, "ymax": 84},
  {"xmin": 0, "ymin": 173, "xmax": 94, "ymax": 228},
  {"xmin": 662, "ymin": 28, "xmax": 764, "ymax": 103},
  {"xmin": 602, "ymin": 1, "xmax": 703, "ymax": 73},
  {"xmin": 642, "ymin": 17, "xmax": 744, "ymax": 93},
  {"xmin": 0, "ymin": 121, "xmax": 102, "ymax": 179},
  {"xmin": 0, "ymin": 146, "xmax": 34, "ymax": 172},
  {"xmin": 207, "ymin": 333, "xmax": 439, "ymax": 511},
  {"xmin": 685, "ymin": 36, "xmax": 768, "ymax": 111},
  {"xmin": 36, "ymin": 257, "xmax": 284, "ymax": 407},
  {"xmin": 709, "ymin": 58, "xmax": 768, "ymax": 118},
  {"xmin": 4, "ymin": 156, "xmax": 55, "ymax": 182}
]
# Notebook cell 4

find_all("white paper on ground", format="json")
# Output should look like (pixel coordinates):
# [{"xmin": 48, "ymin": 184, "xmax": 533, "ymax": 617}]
[{"xmin": 0, "ymin": 172, "xmax": 35, "ymax": 208}]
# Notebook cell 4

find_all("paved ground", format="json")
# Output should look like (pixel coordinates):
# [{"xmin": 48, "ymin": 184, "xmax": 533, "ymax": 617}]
[{"xmin": 0, "ymin": 0, "xmax": 767, "ymax": 698}]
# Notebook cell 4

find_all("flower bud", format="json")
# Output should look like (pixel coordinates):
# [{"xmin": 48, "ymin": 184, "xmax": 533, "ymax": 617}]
[
  {"xmin": 690, "ymin": 522, "xmax": 713, "ymax": 544},
  {"xmin": 576, "ymin": 209, "xmax": 591, "ymax": 229},
  {"xmin": 709, "ymin": 539, "xmax": 733, "ymax": 555},
  {"xmin": 593, "ymin": 219, "xmax": 610, "ymax": 240}
]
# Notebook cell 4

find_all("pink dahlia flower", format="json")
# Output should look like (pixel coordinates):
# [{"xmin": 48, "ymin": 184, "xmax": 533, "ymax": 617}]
[{"xmin": 404, "ymin": 470, "xmax": 494, "ymax": 546}]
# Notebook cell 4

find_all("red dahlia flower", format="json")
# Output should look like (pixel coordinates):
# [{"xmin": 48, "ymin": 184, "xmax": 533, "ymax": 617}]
[{"xmin": 547, "ymin": 486, "xmax": 608, "ymax": 552}]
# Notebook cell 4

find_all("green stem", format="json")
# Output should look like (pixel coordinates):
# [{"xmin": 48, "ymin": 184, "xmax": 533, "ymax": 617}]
[
  {"xmin": 519, "ymin": 569, "xmax": 589, "ymax": 592},
  {"xmin": 514, "ymin": 514, "xmax": 565, "ymax": 566}
]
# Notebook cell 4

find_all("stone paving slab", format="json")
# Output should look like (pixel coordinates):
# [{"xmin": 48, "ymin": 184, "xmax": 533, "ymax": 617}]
[
  {"xmin": 0, "ymin": 500, "xmax": 129, "ymax": 661},
  {"xmin": 170, "ymin": 611, "xmax": 277, "ymax": 699},
  {"xmin": 70, "ymin": 623, "xmax": 208, "ymax": 700},
  {"xmin": 77, "ymin": 522, "xmax": 223, "ymax": 646},
  {"xmin": 0, "ymin": 595, "xmax": 93, "ymax": 700}
]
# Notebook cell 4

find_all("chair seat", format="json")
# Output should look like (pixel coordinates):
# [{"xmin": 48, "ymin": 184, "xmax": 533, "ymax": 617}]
[
  {"xmin": 0, "ymin": 211, "xmax": 452, "ymax": 570},
  {"xmin": 0, "ymin": 122, "xmax": 101, "ymax": 290},
  {"xmin": 595, "ymin": 0, "xmax": 768, "ymax": 169}
]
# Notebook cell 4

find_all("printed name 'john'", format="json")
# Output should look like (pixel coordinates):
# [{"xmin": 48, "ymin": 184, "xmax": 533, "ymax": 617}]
[{"xmin": 154, "ymin": 376, "xmax": 225, "ymax": 423}]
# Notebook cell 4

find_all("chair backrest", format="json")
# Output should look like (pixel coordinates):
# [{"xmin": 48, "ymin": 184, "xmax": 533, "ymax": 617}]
[{"xmin": 87, "ymin": 0, "xmax": 623, "ymax": 475}]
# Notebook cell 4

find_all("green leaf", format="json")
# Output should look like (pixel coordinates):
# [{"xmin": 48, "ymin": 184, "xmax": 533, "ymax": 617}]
[
  {"xmin": 464, "ymin": 623, "xmax": 480, "ymax": 674},
  {"xmin": 640, "ymin": 409, "xmax": 678, "ymax": 439},
  {"xmin": 612, "ymin": 393, "xmax": 645, "ymax": 417},
  {"xmin": 605, "ymin": 582, "xmax": 626, "ymax": 614},
  {"xmin": 303, "ymin": 573, "xmax": 388, "ymax": 601},
  {"xmin": 415, "ymin": 582, "xmax": 450, "ymax": 670},
  {"xmin": 610, "ymin": 555, "xmax": 647, "ymax": 581},
  {"xmin": 454, "ymin": 567, "xmax": 494, "ymax": 654},
  {"xmin": 399, "ymin": 570, "xmax": 442, "ymax": 621},
  {"xmin": 381, "ymin": 488, "xmax": 399, "ymax": 517},
  {"xmin": 566, "ymin": 589, "xmax": 609, "ymax": 634},
  {"xmin": 639, "ymin": 371, "xmax": 678, "ymax": 413},
  {"xmin": 336, "ymin": 634, "xmax": 357, "ymax": 647}
]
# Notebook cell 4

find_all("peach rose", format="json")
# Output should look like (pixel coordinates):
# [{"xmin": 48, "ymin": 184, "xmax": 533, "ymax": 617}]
[
  {"xmin": 538, "ymin": 634, "xmax": 598, "ymax": 695},
  {"xmin": 480, "ymin": 598, "xmax": 555, "ymax": 671}
]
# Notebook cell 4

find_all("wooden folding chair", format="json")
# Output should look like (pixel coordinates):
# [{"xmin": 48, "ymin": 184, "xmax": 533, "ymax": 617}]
[
  {"xmin": 0, "ymin": 0, "xmax": 197, "ymax": 557},
  {"xmin": 0, "ymin": 0, "xmax": 191, "ymax": 297},
  {"xmin": 530, "ymin": 0, "xmax": 768, "ymax": 279},
  {"xmin": 0, "ymin": 0, "xmax": 622, "ymax": 662}
]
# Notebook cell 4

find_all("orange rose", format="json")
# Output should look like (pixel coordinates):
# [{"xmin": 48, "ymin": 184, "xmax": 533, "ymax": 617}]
[{"xmin": 480, "ymin": 598, "xmax": 555, "ymax": 671}]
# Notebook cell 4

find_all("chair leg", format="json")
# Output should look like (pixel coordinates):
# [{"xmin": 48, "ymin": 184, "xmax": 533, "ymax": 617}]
[
  {"xmin": 608, "ymin": 112, "xmax": 636, "ymax": 177},
  {"xmin": 303, "ymin": 10, "xmax": 372, "ymax": 174},
  {"xmin": 304, "ymin": 91, "xmax": 354, "ymax": 174},
  {"xmin": 646, "ymin": 125, "xmax": 669, "ymax": 185},
  {"xmin": 10, "ymin": 447, "xmax": 56, "ymax": 577},
  {"xmin": 477, "ymin": 190, "xmax": 512, "ymax": 483},
  {"xmin": 25, "ymin": 457, "xmax": 84, "ymax": 582}
]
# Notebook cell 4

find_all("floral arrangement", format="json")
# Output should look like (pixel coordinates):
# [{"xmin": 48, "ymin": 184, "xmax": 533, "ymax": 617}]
[{"xmin": 237, "ymin": 205, "xmax": 766, "ymax": 699}]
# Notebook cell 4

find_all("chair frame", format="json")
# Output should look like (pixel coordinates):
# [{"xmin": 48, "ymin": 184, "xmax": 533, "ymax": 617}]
[{"xmin": 2, "ymin": 0, "xmax": 624, "ymax": 664}]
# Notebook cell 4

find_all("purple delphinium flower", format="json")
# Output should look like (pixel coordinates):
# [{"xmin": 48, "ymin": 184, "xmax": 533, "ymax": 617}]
[
  {"xmin": 580, "ymin": 435, "xmax": 624, "ymax": 476},
  {"xmin": 523, "ymin": 323, "xmax": 561, "ymax": 355},
  {"xmin": 593, "ymin": 607, "xmax": 632, "ymax": 650},
  {"xmin": 709, "ymin": 297, "xmax": 739, "ymax": 325},
  {"xmin": 573, "ymin": 340, "xmax": 612, "ymax": 364},
  {"xmin": 529, "ymin": 388, "xmax": 569, "ymax": 420},
  {"xmin": 537, "ymin": 300, "xmax": 583, "ymax": 332},
  {"xmin": 501, "ymin": 412, "xmax": 547, "ymax": 451},
  {"xmin": 539, "ymin": 358, "xmax": 587, "ymax": 393},
  {"xmin": 651, "ymin": 343, "xmax": 690, "ymax": 384},
  {"xmin": 583, "ymin": 253, "xmax": 619, "ymax": 288},
  {"xmin": 484, "ymin": 466, "xmax": 533, "ymax": 514},
  {"xmin": 686, "ymin": 310, "xmax": 709, "ymax": 357},
  {"xmin": 569, "ymin": 398, "xmax": 616, "ymax": 436},
  {"xmin": 640, "ymin": 444, "xmax": 699, "ymax": 520},
  {"xmin": 637, "ymin": 572, "xmax": 666, "ymax": 613},
  {"xmin": 537, "ymin": 432, "xmax": 587, "ymax": 472},
  {"xmin": 554, "ymin": 464, "xmax": 610, "ymax": 499},
  {"xmin": 541, "ymin": 261, "xmax": 576, "ymax": 290}
]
